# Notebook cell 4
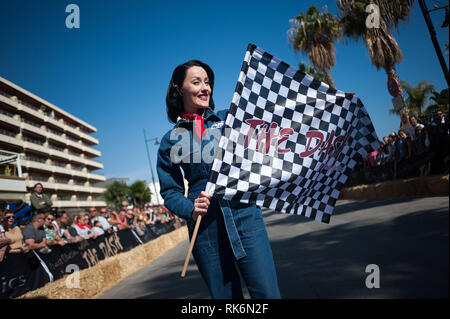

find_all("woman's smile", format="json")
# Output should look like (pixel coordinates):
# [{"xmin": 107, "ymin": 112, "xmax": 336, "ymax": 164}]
[{"xmin": 181, "ymin": 66, "xmax": 211, "ymax": 114}]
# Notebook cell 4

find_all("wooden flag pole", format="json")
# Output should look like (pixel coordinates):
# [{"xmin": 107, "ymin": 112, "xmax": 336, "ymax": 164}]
[{"xmin": 181, "ymin": 214, "xmax": 202, "ymax": 277}]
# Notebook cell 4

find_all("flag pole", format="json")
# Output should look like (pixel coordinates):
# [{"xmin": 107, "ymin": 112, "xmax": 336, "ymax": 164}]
[{"xmin": 181, "ymin": 214, "xmax": 202, "ymax": 277}]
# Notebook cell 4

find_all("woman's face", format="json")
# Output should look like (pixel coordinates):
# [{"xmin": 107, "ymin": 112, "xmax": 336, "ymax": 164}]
[
  {"xmin": 81, "ymin": 215, "xmax": 89, "ymax": 226},
  {"xmin": 5, "ymin": 213, "xmax": 14, "ymax": 228},
  {"xmin": 399, "ymin": 131, "xmax": 407, "ymax": 139},
  {"xmin": 181, "ymin": 66, "xmax": 211, "ymax": 114}
]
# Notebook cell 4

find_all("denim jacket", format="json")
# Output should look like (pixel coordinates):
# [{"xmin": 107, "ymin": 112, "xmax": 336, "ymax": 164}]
[{"xmin": 157, "ymin": 107, "xmax": 265, "ymax": 260}]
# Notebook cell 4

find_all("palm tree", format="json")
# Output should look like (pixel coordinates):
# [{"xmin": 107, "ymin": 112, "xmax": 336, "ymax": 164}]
[
  {"xmin": 288, "ymin": 5, "xmax": 342, "ymax": 88},
  {"xmin": 424, "ymin": 88, "xmax": 449, "ymax": 115},
  {"xmin": 102, "ymin": 181, "xmax": 130, "ymax": 210},
  {"xmin": 388, "ymin": 80, "xmax": 434, "ymax": 115},
  {"xmin": 298, "ymin": 61, "xmax": 328, "ymax": 83},
  {"xmin": 128, "ymin": 180, "xmax": 152, "ymax": 209},
  {"xmin": 338, "ymin": 0, "xmax": 416, "ymax": 113}
]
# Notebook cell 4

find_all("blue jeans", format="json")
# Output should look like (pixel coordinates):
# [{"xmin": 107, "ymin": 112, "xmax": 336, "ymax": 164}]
[{"xmin": 191, "ymin": 201, "xmax": 281, "ymax": 299}]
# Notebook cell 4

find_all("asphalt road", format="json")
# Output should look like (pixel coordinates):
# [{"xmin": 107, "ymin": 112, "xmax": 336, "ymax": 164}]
[{"xmin": 99, "ymin": 196, "xmax": 449, "ymax": 299}]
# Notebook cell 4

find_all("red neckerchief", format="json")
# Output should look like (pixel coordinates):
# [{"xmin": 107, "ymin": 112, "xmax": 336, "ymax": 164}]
[
  {"xmin": 76, "ymin": 222, "xmax": 91, "ymax": 230},
  {"xmin": 181, "ymin": 113, "xmax": 205, "ymax": 140}
]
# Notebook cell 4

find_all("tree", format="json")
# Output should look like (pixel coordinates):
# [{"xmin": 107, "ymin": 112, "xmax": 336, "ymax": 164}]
[
  {"xmin": 424, "ymin": 88, "xmax": 449, "ymax": 115},
  {"xmin": 102, "ymin": 181, "xmax": 129, "ymax": 210},
  {"xmin": 128, "ymin": 180, "xmax": 152, "ymax": 209},
  {"xmin": 338, "ymin": 0, "xmax": 416, "ymax": 114},
  {"xmin": 298, "ymin": 61, "xmax": 328, "ymax": 83},
  {"xmin": 288, "ymin": 5, "xmax": 342, "ymax": 88},
  {"xmin": 388, "ymin": 80, "xmax": 434, "ymax": 115}
]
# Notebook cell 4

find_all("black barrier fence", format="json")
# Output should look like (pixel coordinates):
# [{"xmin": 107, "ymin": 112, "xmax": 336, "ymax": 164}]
[
  {"xmin": 345, "ymin": 151, "xmax": 449, "ymax": 187},
  {"xmin": 0, "ymin": 220, "xmax": 184, "ymax": 299}
]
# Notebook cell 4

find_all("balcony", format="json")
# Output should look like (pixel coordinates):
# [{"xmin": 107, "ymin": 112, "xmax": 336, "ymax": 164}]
[
  {"xmin": 20, "ymin": 120, "xmax": 47, "ymax": 138},
  {"xmin": 44, "ymin": 114, "xmax": 65, "ymax": 130},
  {"xmin": 22, "ymin": 159, "xmax": 52, "ymax": 173},
  {"xmin": 0, "ymin": 111, "xmax": 20, "ymax": 128},
  {"xmin": 0, "ymin": 132, "xmax": 23, "ymax": 148},
  {"xmin": 52, "ymin": 200, "xmax": 106, "ymax": 208},
  {"xmin": 16, "ymin": 103, "xmax": 45, "ymax": 122},
  {"xmin": 63, "ymin": 123, "xmax": 99, "ymax": 145},
  {"xmin": 21, "ymin": 158, "xmax": 106, "ymax": 182},
  {"xmin": 0, "ymin": 91, "xmax": 99, "ymax": 144},
  {"xmin": 22, "ymin": 159, "xmax": 72, "ymax": 176},
  {"xmin": 42, "ymin": 113, "xmax": 98, "ymax": 146},
  {"xmin": 22, "ymin": 140, "xmax": 49, "ymax": 156},
  {"xmin": 48, "ymin": 147, "xmax": 76, "ymax": 162},
  {"xmin": 46, "ymin": 129, "xmax": 101, "ymax": 158},
  {"xmin": 0, "ymin": 94, "xmax": 19, "ymax": 110},
  {"xmin": 87, "ymin": 185, "xmax": 105, "ymax": 194},
  {"xmin": 84, "ymin": 158, "xmax": 103, "ymax": 170},
  {"xmin": 87, "ymin": 172, "xmax": 106, "ymax": 182},
  {"xmin": 83, "ymin": 145, "xmax": 101, "ymax": 157},
  {"xmin": 25, "ymin": 179, "xmax": 105, "ymax": 194},
  {"xmin": 46, "ymin": 130, "xmax": 67, "ymax": 145}
]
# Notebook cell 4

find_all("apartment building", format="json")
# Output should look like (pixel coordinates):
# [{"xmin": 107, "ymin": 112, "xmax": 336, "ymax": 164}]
[{"xmin": 0, "ymin": 76, "xmax": 106, "ymax": 210}]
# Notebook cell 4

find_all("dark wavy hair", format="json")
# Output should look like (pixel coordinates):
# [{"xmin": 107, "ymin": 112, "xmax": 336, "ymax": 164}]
[{"xmin": 166, "ymin": 60, "xmax": 215, "ymax": 123}]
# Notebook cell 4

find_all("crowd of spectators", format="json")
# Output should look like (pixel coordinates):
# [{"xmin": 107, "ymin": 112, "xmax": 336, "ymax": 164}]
[
  {"xmin": 355, "ymin": 110, "xmax": 449, "ymax": 177},
  {"xmin": 0, "ymin": 196, "xmax": 180, "ymax": 262}
]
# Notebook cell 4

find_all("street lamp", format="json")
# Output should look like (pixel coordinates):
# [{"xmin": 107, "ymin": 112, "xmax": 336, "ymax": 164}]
[
  {"xmin": 418, "ymin": 0, "xmax": 449, "ymax": 87},
  {"xmin": 143, "ymin": 129, "xmax": 161, "ymax": 206}
]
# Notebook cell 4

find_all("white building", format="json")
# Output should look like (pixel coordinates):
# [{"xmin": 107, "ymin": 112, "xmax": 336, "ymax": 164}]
[
  {"xmin": 0, "ymin": 76, "xmax": 106, "ymax": 209},
  {"xmin": 147, "ymin": 179, "xmax": 190, "ymax": 206},
  {"xmin": 147, "ymin": 181, "xmax": 164, "ymax": 206}
]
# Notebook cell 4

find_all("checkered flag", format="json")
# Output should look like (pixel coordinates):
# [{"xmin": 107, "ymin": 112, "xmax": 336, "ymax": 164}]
[{"xmin": 205, "ymin": 44, "xmax": 379, "ymax": 223}]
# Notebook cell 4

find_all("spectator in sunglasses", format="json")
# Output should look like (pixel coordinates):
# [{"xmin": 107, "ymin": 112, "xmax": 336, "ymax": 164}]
[
  {"xmin": 1, "ymin": 211, "xmax": 30, "ymax": 255},
  {"xmin": 43, "ymin": 214, "xmax": 65, "ymax": 246}
]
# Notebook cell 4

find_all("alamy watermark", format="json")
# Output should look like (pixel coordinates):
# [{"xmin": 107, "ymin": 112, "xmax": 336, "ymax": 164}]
[
  {"xmin": 365, "ymin": 264, "xmax": 380, "ymax": 289},
  {"xmin": 65, "ymin": 264, "xmax": 80, "ymax": 288},
  {"xmin": 65, "ymin": 4, "xmax": 80, "ymax": 29},
  {"xmin": 366, "ymin": 4, "xmax": 380, "ymax": 29}
]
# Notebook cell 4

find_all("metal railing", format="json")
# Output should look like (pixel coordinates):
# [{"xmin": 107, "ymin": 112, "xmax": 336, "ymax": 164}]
[
  {"xmin": 0, "ymin": 128, "xmax": 17, "ymax": 138},
  {"xmin": 57, "ymin": 196, "xmax": 73, "ymax": 201},
  {"xmin": 0, "ymin": 109, "xmax": 15, "ymax": 118},
  {"xmin": 49, "ymin": 144, "xmax": 64, "ymax": 152},
  {"xmin": 22, "ymin": 136, "xmax": 44, "ymax": 145},
  {"xmin": 22, "ymin": 118, "xmax": 43, "ymax": 129},
  {"xmin": 0, "ymin": 90, "xmax": 11, "ymax": 98},
  {"xmin": 47, "ymin": 128, "xmax": 63, "ymax": 136},
  {"xmin": 52, "ymin": 161, "xmax": 67, "ymax": 168},
  {"xmin": 28, "ymin": 175, "xmax": 48, "ymax": 182},
  {"xmin": 25, "ymin": 155, "xmax": 47, "ymax": 164}
]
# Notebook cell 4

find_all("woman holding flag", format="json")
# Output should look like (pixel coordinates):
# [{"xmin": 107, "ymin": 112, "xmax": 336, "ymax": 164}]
[{"xmin": 157, "ymin": 60, "xmax": 281, "ymax": 299}]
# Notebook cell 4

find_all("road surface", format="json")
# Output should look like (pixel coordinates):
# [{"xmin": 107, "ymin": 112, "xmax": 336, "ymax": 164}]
[{"xmin": 99, "ymin": 196, "xmax": 449, "ymax": 299}]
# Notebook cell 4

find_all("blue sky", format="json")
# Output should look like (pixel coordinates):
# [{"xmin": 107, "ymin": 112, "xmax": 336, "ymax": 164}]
[{"xmin": 0, "ymin": 0, "xmax": 448, "ymax": 184}]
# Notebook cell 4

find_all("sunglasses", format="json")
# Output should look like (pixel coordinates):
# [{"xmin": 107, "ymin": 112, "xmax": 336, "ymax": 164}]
[
  {"xmin": 5, "ymin": 215, "xmax": 14, "ymax": 220},
  {"xmin": 46, "ymin": 217, "xmax": 54, "ymax": 221}
]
